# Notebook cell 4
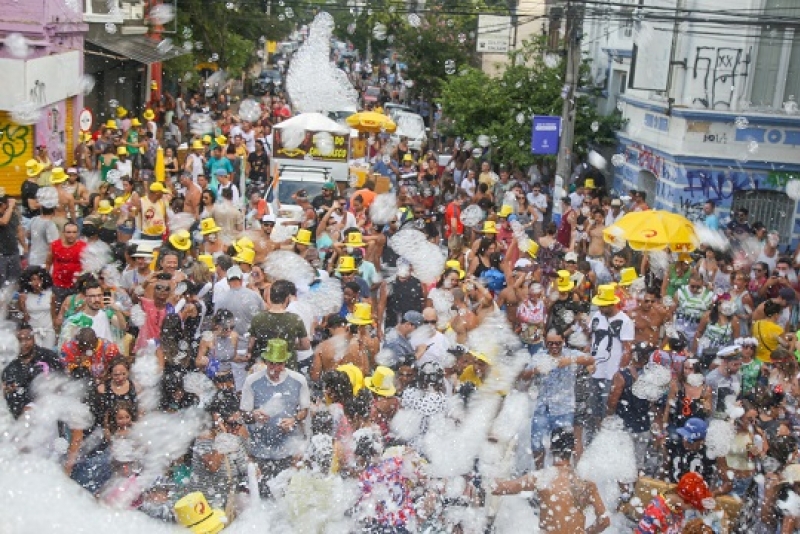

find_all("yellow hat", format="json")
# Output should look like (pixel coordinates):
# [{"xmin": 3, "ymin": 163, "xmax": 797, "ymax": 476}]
[
  {"xmin": 403, "ymin": 153, "xmax": 413, "ymax": 162},
  {"xmin": 25, "ymin": 159, "xmax": 43, "ymax": 177},
  {"xmin": 50, "ymin": 167, "xmax": 67, "ymax": 184},
  {"xmin": 105, "ymin": 119, "xmax": 118, "ymax": 130},
  {"xmin": 192, "ymin": 139, "xmax": 205, "ymax": 150},
  {"xmin": 292, "ymin": 228, "xmax": 313, "ymax": 246},
  {"xmin": 470, "ymin": 350, "xmax": 493, "ymax": 365},
  {"xmin": 262, "ymin": 338, "xmax": 289, "ymax": 363},
  {"xmin": 114, "ymin": 196, "xmax": 125, "ymax": 207},
  {"xmin": 618, "ymin": 267, "xmax": 638, "ymax": 287},
  {"xmin": 678, "ymin": 252, "xmax": 693, "ymax": 263},
  {"xmin": 365, "ymin": 366, "xmax": 396, "ymax": 397},
  {"xmin": 214, "ymin": 135, "xmax": 227, "ymax": 146},
  {"xmin": 117, "ymin": 146, "xmax": 128, "ymax": 156},
  {"xmin": 115, "ymin": 106, "xmax": 127, "ymax": 118},
  {"xmin": 498, "ymin": 205, "xmax": 513, "ymax": 218},
  {"xmin": 445, "ymin": 259, "xmax": 465, "ymax": 279},
  {"xmin": 234, "ymin": 236, "xmax": 255, "ymax": 251},
  {"xmin": 233, "ymin": 247, "xmax": 255, "ymax": 265},
  {"xmin": 337, "ymin": 256, "xmax": 358, "ymax": 273},
  {"xmin": 149, "ymin": 182, "xmax": 168, "ymax": 193},
  {"xmin": 346, "ymin": 302, "xmax": 373, "ymax": 326},
  {"xmin": 481, "ymin": 221, "xmax": 498, "ymax": 234},
  {"xmin": 346, "ymin": 231, "xmax": 366, "ymax": 248},
  {"xmin": 592, "ymin": 284, "xmax": 621, "ymax": 306},
  {"xmin": 173, "ymin": 492, "xmax": 226, "ymax": 534},
  {"xmin": 197, "ymin": 254, "xmax": 215, "ymax": 271},
  {"xmin": 199, "ymin": 218, "xmax": 222, "ymax": 235},
  {"xmin": 585, "ymin": 178, "xmax": 596, "ymax": 189},
  {"xmin": 150, "ymin": 81, "xmax": 158, "ymax": 90},
  {"xmin": 337, "ymin": 363, "xmax": 365, "ymax": 395},
  {"xmin": 79, "ymin": 131, "xmax": 93, "ymax": 143},
  {"xmin": 527, "ymin": 240, "xmax": 539, "ymax": 259},
  {"xmin": 556, "ymin": 269, "xmax": 574, "ymax": 292},
  {"xmin": 202, "ymin": 135, "xmax": 212, "ymax": 144},
  {"xmin": 142, "ymin": 109, "xmax": 156, "ymax": 121},
  {"xmin": 97, "ymin": 199, "xmax": 113, "ymax": 215},
  {"xmin": 130, "ymin": 118, "xmax": 142, "ymax": 127},
  {"xmin": 169, "ymin": 229, "xmax": 192, "ymax": 251}
]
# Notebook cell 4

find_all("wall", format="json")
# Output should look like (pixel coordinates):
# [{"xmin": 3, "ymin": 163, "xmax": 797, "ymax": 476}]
[{"xmin": 0, "ymin": 112, "xmax": 35, "ymax": 196}]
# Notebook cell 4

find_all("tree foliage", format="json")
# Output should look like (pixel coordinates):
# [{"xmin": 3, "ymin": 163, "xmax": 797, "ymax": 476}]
[{"xmin": 439, "ymin": 38, "xmax": 625, "ymax": 168}]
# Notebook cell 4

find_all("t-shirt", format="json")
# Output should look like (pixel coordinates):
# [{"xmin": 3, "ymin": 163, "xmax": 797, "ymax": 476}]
[
  {"xmin": 248, "ymin": 311, "xmax": 308, "ymax": 369},
  {"xmin": 134, "ymin": 298, "xmax": 173, "ymax": 352},
  {"xmin": 216, "ymin": 286, "xmax": 265, "ymax": 337},
  {"xmin": 443, "ymin": 201, "xmax": 463, "ymax": 238},
  {"xmin": 28, "ymin": 216, "xmax": 58, "ymax": 266},
  {"xmin": 247, "ymin": 151, "xmax": 270, "ymax": 182},
  {"xmin": 590, "ymin": 310, "xmax": 635, "ymax": 380},
  {"xmin": 50, "ymin": 239, "xmax": 87, "ymax": 288},
  {"xmin": 21, "ymin": 180, "xmax": 40, "ymax": 219},
  {"xmin": 663, "ymin": 437, "xmax": 716, "ymax": 483}
]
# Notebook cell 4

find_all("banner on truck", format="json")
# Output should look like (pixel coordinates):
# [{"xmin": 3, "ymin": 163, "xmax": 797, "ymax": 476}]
[{"xmin": 273, "ymin": 130, "xmax": 350, "ymax": 162}]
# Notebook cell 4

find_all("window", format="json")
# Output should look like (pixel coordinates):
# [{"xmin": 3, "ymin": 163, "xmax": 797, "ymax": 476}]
[
  {"xmin": 621, "ymin": 8, "xmax": 634, "ymax": 37},
  {"xmin": 749, "ymin": 0, "xmax": 800, "ymax": 108},
  {"xmin": 731, "ymin": 190, "xmax": 795, "ymax": 246}
]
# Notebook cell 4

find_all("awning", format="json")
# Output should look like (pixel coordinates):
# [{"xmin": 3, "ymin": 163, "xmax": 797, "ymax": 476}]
[{"xmin": 85, "ymin": 34, "xmax": 189, "ymax": 64}]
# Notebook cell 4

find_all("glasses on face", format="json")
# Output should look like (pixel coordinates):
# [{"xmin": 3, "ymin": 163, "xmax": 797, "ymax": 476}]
[
  {"xmin": 154, "ymin": 285, "xmax": 171, "ymax": 291},
  {"xmin": 424, "ymin": 319, "xmax": 437, "ymax": 325},
  {"xmin": 546, "ymin": 341, "xmax": 563, "ymax": 347}
]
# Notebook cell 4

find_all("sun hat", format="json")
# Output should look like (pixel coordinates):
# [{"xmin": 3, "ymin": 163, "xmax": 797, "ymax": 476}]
[
  {"xmin": 105, "ymin": 119, "xmax": 118, "ymax": 130},
  {"xmin": 173, "ymin": 492, "xmax": 226, "ymax": 534},
  {"xmin": 117, "ymin": 146, "xmax": 128, "ymax": 156},
  {"xmin": 618, "ymin": 267, "xmax": 638, "ymax": 287},
  {"xmin": 322, "ymin": 181, "xmax": 336, "ymax": 190},
  {"xmin": 292, "ymin": 228, "xmax": 313, "ymax": 246},
  {"xmin": 262, "ymin": 339, "xmax": 289, "ymax": 363},
  {"xmin": 445, "ymin": 259, "xmax": 465, "ymax": 279},
  {"xmin": 232, "ymin": 247, "xmax": 255, "ymax": 265},
  {"xmin": 197, "ymin": 254, "xmax": 215, "ymax": 271},
  {"xmin": 592, "ymin": 284, "xmax": 621, "ymax": 306},
  {"xmin": 115, "ymin": 106, "xmax": 127, "ymax": 119},
  {"xmin": 346, "ymin": 302, "xmax": 373, "ymax": 325},
  {"xmin": 25, "ymin": 159, "xmax": 43, "ymax": 177},
  {"xmin": 143, "ymin": 109, "xmax": 156, "ymax": 121},
  {"xmin": 199, "ymin": 218, "xmax": 221, "ymax": 235},
  {"xmin": 481, "ymin": 221, "xmax": 498, "ymax": 234},
  {"xmin": 365, "ymin": 366, "xmax": 396, "ymax": 397},
  {"xmin": 470, "ymin": 350, "xmax": 493, "ymax": 365},
  {"xmin": 527, "ymin": 240, "xmax": 539, "ymax": 258},
  {"xmin": 556, "ymin": 269, "xmax": 574, "ymax": 292},
  {"xmin": 202, "ymin": 135, "xmax": 212, "ymax": 144},
  {"xmin": 497, "ymin": 205, "xmax": 513, "ymax": 218},
  {"xmin": 403, "ymin": 153, "xmax": 413, "ymax": 162},
  {"xmin": 149, "ymin": 182, "xmax": 168, "ymax": 193},
  {"xmin": 402, "ymin": 310, "xmax": 423, "ymax": 327},
  {"xmin": 337, "ymin": 363, "xmax": 364, "ymax": 395},
  {"xmin": 50, "ymin": 167, "xmax": 67, "ymax": 184},
  {"xmin": 585, "ymin": 178, "xmax": 596, "ymax": 189},
  {"xmin": 564, "ymin": 251, "xmax": 578, "ymax": 263},
  {"xmin": 192, "ymin": 139, "xmax": 205, "ymax": 150},
  {"xmin": 346, "ymin": 231, "xmax": 366, "ymax": 248},
  {"xmin": 514, "ymin": 258, "xmax": 533, "ymax": 270},
  {"xmin": 262, "ymin": 214, "xmax": 276, "ymax": 224},
  {"xmin": 130, "ymin": 118, "xmax": 142, "ymax": 127},
  {"xmin": 169, "ymin": 229, "xmax": 192, "ymax": 251},
  {"xmin": 234, "ymin": 236, "xmax": 255, "ymax": 251},
  {"xmin": 214, "ymin": 135, "xmax": 227, "ymax": 146},
  {"xmin": 97, "ymin": 200, "xmax": 113, "ymax": 215},
  {"xmin": 337, "ymin": 256, "xmax": 358, "ymax": 273}
]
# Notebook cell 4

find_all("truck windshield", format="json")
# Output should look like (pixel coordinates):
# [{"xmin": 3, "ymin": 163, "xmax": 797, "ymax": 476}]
[{"xmin": 277, "ymin": 179, "xmax": 326, "ymax": 205}]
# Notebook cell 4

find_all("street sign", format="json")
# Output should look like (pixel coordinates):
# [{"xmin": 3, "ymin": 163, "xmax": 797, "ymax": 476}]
[
  {"xmin": 476, "ymin": 15, "xmax": 511, "ymax": 53},
  {"xmin": 531, "ymin": 115, "xmax": 562, "ymax": 155},
  {"xmin": 79, "ymin": 108, "xmax": 93, "ymax": 132}
]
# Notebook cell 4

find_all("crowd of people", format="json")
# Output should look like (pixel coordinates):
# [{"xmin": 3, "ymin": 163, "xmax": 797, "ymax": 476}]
[{"xmin": 3, "ymin": 92, "xmax": 800, "ymax": 534}]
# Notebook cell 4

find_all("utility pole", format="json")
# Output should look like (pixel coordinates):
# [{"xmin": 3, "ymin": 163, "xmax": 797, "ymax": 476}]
[{"xmin": 555, "ymin": 1, "xmax": 583, "ymax": 184}]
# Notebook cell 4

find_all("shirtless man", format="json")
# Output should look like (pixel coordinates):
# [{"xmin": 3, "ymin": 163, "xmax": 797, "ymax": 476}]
[
  {"xmin": 449, "ymin": 288, "xmax": 479, "ymax": 344},
  {"xmin": 492, "ymin": 429, "xmax": 610, "ymax": 534},
  {"xmin": 629, "ymin": 287, "xmax": 670, "ymax": 346},
  {"xmin": 310, "ymin": 315, "xmax": 379, "ymax": 379},
  {"xmin": 50, "ymin": 168, "xmax": 76, "ymax": 230},
  {"xmin": 180, "ymin": 171, "xmax": 202, "ymax": 218},
  {"xmin": 586, "ymin": 207, "xmax": 606, "ymax": 260}
]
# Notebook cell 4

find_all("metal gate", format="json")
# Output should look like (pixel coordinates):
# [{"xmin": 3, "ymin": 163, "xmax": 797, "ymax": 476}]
[{"xmin": 731, "ymin": 190, "xmax": 796, "ymax": 246}]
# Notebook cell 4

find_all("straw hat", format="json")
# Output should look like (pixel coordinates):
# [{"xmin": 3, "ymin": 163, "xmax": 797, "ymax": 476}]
[
  {"xmin": 197, "ymin": 254, "xmax": 215, "ymax": 271},
  {"xmin": 50, "ymin": 167, "xmax": 67, "ymax": 184},
  {"xmin": 445, "ymin": 259, "xmax": 465, "ymax": 279},
  {"xmin": 556, "ymin": 269, "xmax": 574, "ymax": 292},
  {"xmin": 105, "ymin": 119, "xmax": 118, "ymax": 130},
  {"xmin": 232, "ymin": 247, "xmax": 255, "ymax": 265},
  {"xmin": 192, "ymin": 140, "xmax": 205, "ymax": 150},
  {"xmin": 199, "ymin": 218, "xmax": 221, "ymax": 235},
  {"xmin": 261, "ymin": 339, "xmax": 289, "ymax": 363},
  {"xmin": 173, "ymin": 492, "xmax": 226, "ymax": 534},
  {"xmin": 117, "ymin": 146, "xmax": 128, "ymax": 156},
  {"xmin": 97, "ymin": 200, "xmax": 113, "ymax": 215},
  {"xmin": 142, "ymin": 109, "xmax": 156, "ymax": 121},
  {"xmin": 25, "ymin": 159, "xmax": 43, "ymax": 177},
  {"xmin": 365, "ymin": 366, "xmax": 396, "ymax": 397},
  {"xmin": 169, "ymin": 229, "xmax": 192, "ymax": 251},
  {"xmin": 481, "ymin": 221, "xmax": 498, "ymax": 234},
  {"xmin": 618, "ymin": 267, "xmax": 638, "ymax": 287},
  {"xmin": 292, "ymin": 228, "xmax": 313, "ymax": 246},
  {"xmin": 346, "ymin": 302, "xmax": 373, "ymax": 325},
  {"xmin": 592, "ymin": 284, "xmax": 621, "ymax": 306},
  {"xmin": 337, "ymin": 363, "xmax": 364, "ymax": 395},
  {"xmin": 337, "ymin": 256, "xmax": 358, "ymax": 273},
  {"xmin": 497, "ymin": 205, "xmax": 513, "ymax": 218},
  {"xmin": 346, "ymin": 231, "xmax": 366, "ymax": 248}
]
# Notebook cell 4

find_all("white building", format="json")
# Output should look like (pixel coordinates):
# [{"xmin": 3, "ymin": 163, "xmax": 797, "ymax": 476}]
[{"xmin": 582, "ymin": 0, "xmax": 800, "ymax": 246}]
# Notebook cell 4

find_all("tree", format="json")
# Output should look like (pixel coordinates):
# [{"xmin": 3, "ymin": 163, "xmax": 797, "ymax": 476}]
[{"xmin": 439, "ymin": 37, "xmax": 625, "ymax": 169}]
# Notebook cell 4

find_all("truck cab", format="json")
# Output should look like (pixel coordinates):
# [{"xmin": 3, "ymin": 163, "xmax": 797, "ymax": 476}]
[{"xmin": 269, "ymin": 164, "xmax": 337, "ymax": 232}]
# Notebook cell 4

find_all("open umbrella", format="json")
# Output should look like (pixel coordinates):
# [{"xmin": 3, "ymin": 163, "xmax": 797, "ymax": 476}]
[
  {"xmin": 154, "ymin": 147, "xmax": 165, "ymax": 183},
  {"xmin": 603, "ymin": 210, "xmax": 697, "ymax": 252},
  {"xmin": 346, "ymin": 111, "xmax": 396, "ymax": 133}
]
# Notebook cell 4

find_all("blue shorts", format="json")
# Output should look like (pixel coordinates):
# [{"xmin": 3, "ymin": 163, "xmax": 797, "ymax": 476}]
[{"xmin": 531, "ymin": 408, "xmax": 574, "ymax": 452}]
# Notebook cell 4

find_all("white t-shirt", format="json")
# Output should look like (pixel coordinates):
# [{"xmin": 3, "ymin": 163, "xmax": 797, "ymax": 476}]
[
  {"xmin": 414, "ymin": 331, "xmax": 451, "ymax": 368},
  {"xmin": 590, "ymin": 310, "xmax": 634, "ymax": 380},
  {"xmin": 89, "ymin": 310, "xmax": 114, "ymax": 342},
  {"xmin": 116, "ymin": 159, "xmax": 133, "ymax": 178},
  {"xmin": 241, "ymin": 129, "xmax": 256, "ymax": 153},
  {"xmin": 526, "ymin": 192, "xmax": 548, "ymax": 223},
  {"xmin": 287, "ymin": 301, "xmax": 314, "ymax": 362}
]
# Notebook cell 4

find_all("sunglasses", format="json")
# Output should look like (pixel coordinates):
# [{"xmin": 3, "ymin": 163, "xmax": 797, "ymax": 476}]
[
  {"xmin": 424, "ymin": 319, "xmax": 437, "ymax": 325},
  {"xmin": 154, "ymin": 285, "xmax": 171, "ymax": 291},
  {"xmin": 546, "ymin": 341, "xmax": 563, "ymax": 346}
]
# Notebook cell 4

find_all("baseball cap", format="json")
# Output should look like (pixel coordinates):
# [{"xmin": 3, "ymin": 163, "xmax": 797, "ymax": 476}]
[
  {"xmin": 779, "ymin": 287, "xmax": 797, "ymax": 303},
  {"xmin": 676, "ymin": 417, "xmax": 708, "ymax": 443},
  {"xmin": 262, "ymin": 214, "xmax": 276, "ymax": 224},
  {"xmin": 402, "ymin": 310, "xmax": 423, "ymax": 327},
  {"xmin": 564, "ymin": 252, "xmax": 579, "ymax": 263},
  {"xmin": 226, "ymin": 266, "xmax": 243, "ymax": 280},
  {"xmin": 322, "ymin": 182, "xmax": 336, "ymax": 190},
  {"xmin": 66, "ymin": 167, "xmax": 78, "ymax": 174},
  {"xmin": 514, "ymin": 258, "xmax": 533, "ymax": 270},
  {"xmin": 214, "ymin": 168, "xmax": 228, "ymax": 176}
]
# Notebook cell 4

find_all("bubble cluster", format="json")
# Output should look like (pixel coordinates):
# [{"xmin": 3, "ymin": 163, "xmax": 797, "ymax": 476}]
[
  {"xmin": 188, "ymin": 113, "xmax": 214, "ymax": 135},
  {"xmin": 544, "ymin": 53, "xmax": 560, "ymax": 68},
  {"xmin": 515, "ymin": 112, "xmax": 526, "ymax": 124},
  {"xmin": 388, "ymin": 228, "xmax": 445, "ymax": 284},
  {"xmin": 460, "ymin": 204, "xmax": 483, "ymax": 228},
  {"xmin": 347, "ymin": 23, "xmax": 356, "ymax": 34},
  {"xmin": 77, "ymin": 75, "xmax": 96, "ymax": 95},
  {"xmin": 238, "ymin": 99, "xmax": 261, "ymax": 123},
  {"xmin": 11, "ymin": 100, "xmax": 42, "ymax": 126},
  {"xmin": 734, "ymin": 116, "xmax": 749, "ymax": 129},
  {"xmin": 590, "ymin": 121, "xmax": 600, "ymax": 133},
  {"xmin": 477, "ymin": 134, "xmax": 490, "ymax": 148},
  {"xmin": 5, "ymin": 33, "xmax": 30, "ymax": 58},
  {"xmin": 314, "ymin": 131, "xmax": 334, "ymax": 155},
  {"xmin": 611, "ymin": 153, "xmax": 626, "ymax": 167},
  {"xmin": 372, "ymin": 23, "xmax": 387, "ymax": 40},
  {"xmin": 786, "ymin": 179, "xmax": 800, "ymax": 201},
  {"xmin": 104, "ymin": 23, "xmax": 117, "ymax": 34},
  {"xmin": 148, "ymin": 3, "xmax": 175, "ymax": 24}
]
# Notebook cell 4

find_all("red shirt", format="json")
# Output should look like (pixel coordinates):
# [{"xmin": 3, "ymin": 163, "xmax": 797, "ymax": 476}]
[
  {"xmin": 444, "ymin": 201, "xmax": 463, "ymax": 238},
  {"xmin": 50, "ymin": 239, "xmax": 87, "ymax": 289}
]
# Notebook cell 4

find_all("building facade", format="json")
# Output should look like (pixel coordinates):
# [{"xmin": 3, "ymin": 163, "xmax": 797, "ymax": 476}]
[{"xmin": 581, "ymin": 0, "xmax": 800, "ymax": 246}]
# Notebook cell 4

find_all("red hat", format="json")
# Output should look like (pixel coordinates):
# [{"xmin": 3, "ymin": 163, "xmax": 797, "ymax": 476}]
[{"xmin": 676, "ymin": 472, "xmax": 714, "ymax": 511}]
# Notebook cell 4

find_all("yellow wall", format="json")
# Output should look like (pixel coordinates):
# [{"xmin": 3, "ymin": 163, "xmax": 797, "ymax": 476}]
[
  {"xmin": 66, "ymin": 97, "xmax": 75, "ymax": 167},
  {"xmin": 0, "ymin": 111, "xmax": 34, "ymax": 196}
]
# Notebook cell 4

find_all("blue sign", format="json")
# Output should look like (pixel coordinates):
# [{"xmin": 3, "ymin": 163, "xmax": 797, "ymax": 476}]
[{"xmin": 531, "ymin": 115, "xmax": 562, "ymax": 155}]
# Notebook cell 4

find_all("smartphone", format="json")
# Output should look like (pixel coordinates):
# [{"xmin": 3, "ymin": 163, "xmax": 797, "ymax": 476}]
[{"xmin": 103, "ymin": 290, "xmax": 112, "ymax": 307}]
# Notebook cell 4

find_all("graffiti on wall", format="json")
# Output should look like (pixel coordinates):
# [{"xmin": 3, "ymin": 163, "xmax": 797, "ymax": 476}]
[
  {"xmin": 679, "ymin": 197, "xmax": 706, "ymax": 222},
  {"xmin": 0, "ymin": 121, "xmax": 31, "ymax": 169},
  {"xmin": 36, "ymin": 101, "xmax": 66, "ymax": 165},
  {"xmin": 683, "ymin": 170, "xmax": 756, "ymax": 201},
  {"xmin": 692, "ymin": 46, "xmax": 751, "ymax": 110}
]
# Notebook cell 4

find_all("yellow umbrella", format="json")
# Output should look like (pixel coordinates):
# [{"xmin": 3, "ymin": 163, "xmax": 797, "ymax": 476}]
[
  {"xmin": 346, "ymin": 111, "xmax": 397, "ymax": 133},
  {"xmin": 154, "ymin": 146, "xmax": 165, "ymax": 182},
  {"xmin": 603, "ymin": 210, "xmax": 697, "ymax": 252}
]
